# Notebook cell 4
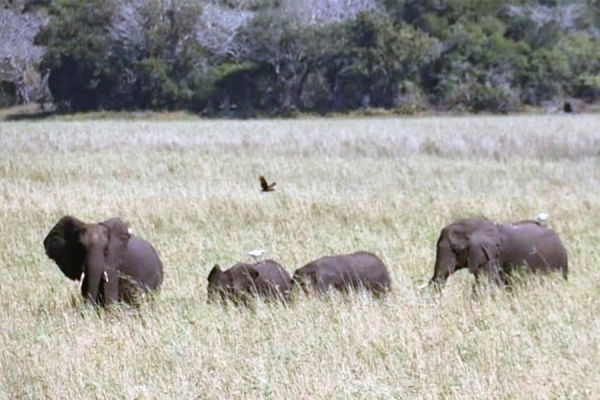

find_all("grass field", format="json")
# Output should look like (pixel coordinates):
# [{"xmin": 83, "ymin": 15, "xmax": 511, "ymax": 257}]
[{"xmin": 1, "ymin": 115, "xmax": 600, "ymax": 399}]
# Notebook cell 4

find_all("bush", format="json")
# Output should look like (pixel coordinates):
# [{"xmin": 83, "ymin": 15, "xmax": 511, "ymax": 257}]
[
  {"xmin": 575, "ymin": 74, "xmax": 600, "ymax": 102},
  {"xmin": 0, "ymin": 81, "xmax": 17, "ymax": 107},
  {"xmin": 470, "ymin": 84, "xmax": 522, "ymax": 113}
]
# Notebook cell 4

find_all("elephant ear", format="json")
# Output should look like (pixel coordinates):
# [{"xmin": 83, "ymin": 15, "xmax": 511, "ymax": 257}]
[
  {"xmin": 447, "ymin": 226, "xmax": 470, "ymax": 252},
  {"xmin": 43, "ymin": 215, "xmax": 87, "ymax": 281},
  {"xmin": 99, "ymin": 218, "xmax": 131, "ymax": 269},
  {"xmin": 207, "ymin": 264, "xmax": 223, "ymax": 283},
  {"xmin": 243, "ymin": 266, "xmax": 260, "ymax": 281},
  {"xmin": 467, "ymin": 231, "xmax": 500, "ymax": 273}
]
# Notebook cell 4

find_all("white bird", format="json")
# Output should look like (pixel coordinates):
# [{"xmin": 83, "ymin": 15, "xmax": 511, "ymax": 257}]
[
  {"xmin": 534, "ymin": 212, "xmax": 549, "ymax": 226},
  {"xmin": 248, "ymin": 249, "xmax": 266, "ymax": 261},
  {"xmin": 127, "ymin": 227, "xmax": 134, "ymax": 235}
]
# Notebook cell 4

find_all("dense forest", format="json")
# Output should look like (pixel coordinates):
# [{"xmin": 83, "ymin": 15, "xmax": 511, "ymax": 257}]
[{"xmin": 2, "ymin": 0, "xmax": 600, "ymax": 115}]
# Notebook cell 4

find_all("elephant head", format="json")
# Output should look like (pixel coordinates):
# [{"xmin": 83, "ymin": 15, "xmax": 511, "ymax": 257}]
[
  {"xmin": 43, "ymin": 215, "xmax": 131, "ymax": 305},
  {"xmin": 428, "ymin": 218, "xmax": 501, "ymax": 287},
  {"xmin": 206, "ymin": 264, "xmax": 230, "ymax": 302},
  {"xmin": 206, "ymin": 263, "xmax": 260, "ymax": 304}
]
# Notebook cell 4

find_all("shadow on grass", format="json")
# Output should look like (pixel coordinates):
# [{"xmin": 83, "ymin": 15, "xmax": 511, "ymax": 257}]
[{"xmin": 3, "ymin": 110, "xmax": 57, "ymax": 121}]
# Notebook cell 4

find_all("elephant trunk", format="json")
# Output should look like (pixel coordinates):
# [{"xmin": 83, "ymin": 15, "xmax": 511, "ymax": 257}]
[
  {"xmin": 82, "ymin": 248, "xmax": 106, "ymax": 304},
  {"xmin": 429, "ymin": 237, "xmax": 457, "ymax": 287}
]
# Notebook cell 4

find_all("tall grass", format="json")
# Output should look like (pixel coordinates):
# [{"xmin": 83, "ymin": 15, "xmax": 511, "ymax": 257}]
[{"xmin": 1, "ymin": 114, "xmax": 599, "ymax": 399}]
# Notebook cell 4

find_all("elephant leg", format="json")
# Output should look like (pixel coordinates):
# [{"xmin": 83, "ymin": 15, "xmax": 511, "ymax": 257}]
[
  {"xmin": 482, "ymin": 261, "xmax": 504, "ymax": 288},
  {"xmin": 472, "ymin": 262, "xmax": 504, "ymax": 298},
  {"xmin": 471, "ymin": 272, "xmax": 483, "ymax": 299},
  {"xmin": 498, "ymin": 268, "xmax": 516, "ymax": 293}
]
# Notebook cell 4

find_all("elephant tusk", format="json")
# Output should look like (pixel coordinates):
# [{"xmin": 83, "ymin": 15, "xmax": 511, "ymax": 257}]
[
  {"xmin": 417, "ymin": 282, "xmax": 429, "ymax": 290},
  {"xmin": 103, "ymin": 271, "xmax": 109, "ymax": 282},
  {"xmin": 78, "ymin": 272, "xmax": 85, "ymax": 290}
]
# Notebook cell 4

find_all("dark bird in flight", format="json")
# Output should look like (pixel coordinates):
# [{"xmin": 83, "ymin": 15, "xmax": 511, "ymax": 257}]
[{"xmin": 259, "ymin": 176, "xmax": 276, "ymax": 192}]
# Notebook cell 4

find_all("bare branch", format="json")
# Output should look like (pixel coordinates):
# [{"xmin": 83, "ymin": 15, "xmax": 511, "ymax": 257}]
[
  {"xmin": 0, "ymin": 7, "xmax": 48, "ymax": 103},
  {"xmin": 195, "ymin": 4, "xmax": 253, "ymax": 58},
  {"xmin": 0, "ymin": 8, "xmax": 46, "ymax": 76},
  {"xmin": 280, "ymin": 0, "xmax": 380, "ymax": 26}
]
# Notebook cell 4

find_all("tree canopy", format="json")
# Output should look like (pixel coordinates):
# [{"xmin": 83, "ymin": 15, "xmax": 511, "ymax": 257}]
[{"xmin": 2, "ymin": 0, "xmax": 600, "ymax": 114}]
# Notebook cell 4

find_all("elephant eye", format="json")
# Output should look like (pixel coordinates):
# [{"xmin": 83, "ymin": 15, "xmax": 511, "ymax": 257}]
[{"xmin": 103, "ymin": 246, "xmax": 109, "ymax": 256}]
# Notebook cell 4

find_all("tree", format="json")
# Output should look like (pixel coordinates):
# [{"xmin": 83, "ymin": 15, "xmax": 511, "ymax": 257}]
[
  {"xmin": 330, "ymin": 10, "xmax": 439, "ymax": 110},
  {"xmin": 0, "ymin": 5, "xmax": 48, "ymax": 105},
  {"xmin": 235, "ymin": 12, "xmax": 337, "ymax": 112},
  {"xmin": 36, "ymin": 0, "xmax": 210, "ymax": 111},
  {"xmin": 424, "ymin": 16, "xmax": 525, "ymax": 112},
  {"xmin": 34, "ymin": 0, "xmax": 115, "ymax": 111},
  {"xmin": 119, "ymin": 0, "xmax": 208, "ymax": 110}
]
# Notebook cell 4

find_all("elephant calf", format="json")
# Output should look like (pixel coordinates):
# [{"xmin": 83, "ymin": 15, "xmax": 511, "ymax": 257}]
[
  {"xmin": 207, "ymin": 259, "xmax": 293, "ymax": 304},
  {"xmin": 293, "ymin": 251, "xmax": 391, "ymax": 296},
  {"xmin": 427, "ymin": 217, "xmax": 568, "ymax": 289},
  {"xmin": 43, "ymin": 215, "xmax": 164, "ymax": 306}
]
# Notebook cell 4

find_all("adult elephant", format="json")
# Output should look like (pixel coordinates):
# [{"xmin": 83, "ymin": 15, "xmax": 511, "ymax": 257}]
[
  {"xmin": 293, "ymin": 251, "xmax": 391, "ymax": 297},
  {"xmin": 425, "ymin": 217, "xmax": 568, "ymax": 289},
  {"xmin": 207, "ymin": 259, "xmax": 292, "ymax": 305},
  {"xmin": 43, "ymin": 215, "xmax": 164, "ymax": 306}
]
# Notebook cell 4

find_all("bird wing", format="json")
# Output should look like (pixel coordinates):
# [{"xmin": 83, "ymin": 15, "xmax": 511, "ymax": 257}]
[{"xmin": 259, "ymin": 176, "xmax": 268, "ymax": 191}]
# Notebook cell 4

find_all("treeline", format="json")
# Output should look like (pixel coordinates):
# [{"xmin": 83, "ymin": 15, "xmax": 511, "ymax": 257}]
[{"xmin": 2, "ymin": 0, "xmax": 600, "ymax": 115}]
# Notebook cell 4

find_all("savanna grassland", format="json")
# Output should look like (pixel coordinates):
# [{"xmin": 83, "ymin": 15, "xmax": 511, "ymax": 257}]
[{"xmin": 1, "ymin": 115, "xmax": 600, "ymax": 399}]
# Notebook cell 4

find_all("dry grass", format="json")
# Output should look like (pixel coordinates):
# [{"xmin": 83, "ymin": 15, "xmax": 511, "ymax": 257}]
[{"xmin": 1, "ymin": 114, "xmax": 600, "ymax": 399}]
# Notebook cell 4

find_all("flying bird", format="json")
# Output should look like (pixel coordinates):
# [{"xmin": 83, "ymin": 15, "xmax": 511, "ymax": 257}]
[{"xmin": 259, "ymin": 175, "xmax": 276, "ymax": 192}]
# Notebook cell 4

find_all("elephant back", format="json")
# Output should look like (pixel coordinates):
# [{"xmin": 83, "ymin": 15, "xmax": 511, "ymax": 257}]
[
  {"xmin": 293, "ymin": 251, "xmax": 390, "ymax": 295},
  {"xmin": 120, "ymin": 236, "xmax": 164, "ymax": 291},
  {"xmin": 500, "ymin": 222, "xmax": 568, "ymax": 275},
  {"xmin": 250, "ymin": 259, "xmax": 293, "ymax": 297}
]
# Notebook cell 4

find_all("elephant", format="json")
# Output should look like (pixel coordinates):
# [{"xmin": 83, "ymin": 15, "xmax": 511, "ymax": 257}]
[
  {"xmin": 426, "ymin": 217, "xmax": 568, "ymax": 289},
  {"xmin": 207, "ymin": 259, "xmax": 293, "ymax": 304},
  {"xmin": 292, "ymin": 251, "xmax": 391, "ymax": 296},
  {"xmin": 43, "ymin": 215, "xmax": 164, "ymax": 306}
]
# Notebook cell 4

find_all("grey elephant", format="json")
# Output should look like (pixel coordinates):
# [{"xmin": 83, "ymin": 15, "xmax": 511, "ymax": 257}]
[
  {"xmin": 293, "ymin": 251, "xmax": 391, "ymax": 296},
  {"xmin": 43, "ymin": 215, "xmax": 164, "ymax": 306},
  {"xmin": 426, "ymin": 217, "xmax": 568, "ymax": 289},
  {"xmin": 207, "ymin": 259, "xmax": 293, "ymax": 304}
]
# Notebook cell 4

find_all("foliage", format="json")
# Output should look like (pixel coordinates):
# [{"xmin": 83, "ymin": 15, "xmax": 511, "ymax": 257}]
[
  {"xmin": 34, "ymin": 0, "xmax": 209, "ymax": 111},
  {"xmin": 231, "ymin": 10, "xmax": 342, "ymax": 113},
  {"xmin": 435, "ymin": 18, "xmax": 526, "ymax": 111},
  {"xmin": 34, "ymin": 0, "xmax": 115, "ymax": 111},
  {"xmin": 333, "ymin": 10, "xmax": 439, "ymax": 110},
  {"xmin": 4, "ymin": 0, "xmax": 600, "ymax": 113}
]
